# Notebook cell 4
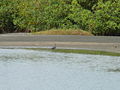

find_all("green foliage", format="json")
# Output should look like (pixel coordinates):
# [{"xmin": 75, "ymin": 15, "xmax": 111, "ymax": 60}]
[
  {"xmin": 0, "ymin": 0, "xmax": 119, "ymax": 35},
  {"xmin": 92, "ymin": 0, "xmax": 120, "ymax": 35},
  {"xmin": 68, "ymin": 0, "xmax": 94, "ymax": 30},
  {"xmin": 0, "ymin": 0, "xmax": 16, "ymax": 33}
]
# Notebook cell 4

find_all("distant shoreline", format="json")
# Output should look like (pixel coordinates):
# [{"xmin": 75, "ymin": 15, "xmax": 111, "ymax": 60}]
[
  {"xmin": 0, "ymin": 42, "xmax": 119, "ymax": 53},
  {"xmin": 0, "ymin": 33, "xmax": 120, "ymax": 53}
]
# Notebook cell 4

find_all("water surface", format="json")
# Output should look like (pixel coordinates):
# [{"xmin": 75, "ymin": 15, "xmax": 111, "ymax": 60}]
[{"xmin": 0, "ymin": 49, "xmax": 120, "ymax": 90}]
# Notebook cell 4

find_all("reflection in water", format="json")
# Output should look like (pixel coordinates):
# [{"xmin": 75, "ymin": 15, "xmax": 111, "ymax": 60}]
[{"xmin": 0, "ymin": 49, "xmax": 120, "ymax": 90}]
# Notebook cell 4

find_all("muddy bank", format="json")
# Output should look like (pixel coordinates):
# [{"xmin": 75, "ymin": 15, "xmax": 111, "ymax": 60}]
[{"xmin": 0, "ymin": 33, "xmax": 120, "ymax": 53}]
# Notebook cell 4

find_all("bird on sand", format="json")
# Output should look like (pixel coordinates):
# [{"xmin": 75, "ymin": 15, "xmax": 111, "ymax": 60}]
[{"xmin": 51, "ymin": 44, "xmax": 56, "ymax": 49}]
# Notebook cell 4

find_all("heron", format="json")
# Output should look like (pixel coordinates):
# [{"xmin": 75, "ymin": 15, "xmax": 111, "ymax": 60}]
[{"xmin": 51, "ymin": 44, "xmax": 56, "ymax": 49}]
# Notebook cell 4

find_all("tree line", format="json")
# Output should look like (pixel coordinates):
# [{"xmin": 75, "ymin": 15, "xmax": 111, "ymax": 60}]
[{"xmin": 0, "ymin": 0, "xmax": 120, "ymax": 35}]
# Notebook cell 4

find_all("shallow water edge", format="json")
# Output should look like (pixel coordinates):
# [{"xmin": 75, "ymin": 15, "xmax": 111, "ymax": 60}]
[
  {"xmin": 0, "ymin": 46, "xmax": 120, "ymax": 56},
  {"xmin": 26, "ymin": 48, "xmax": 120, "ymax": 56}
]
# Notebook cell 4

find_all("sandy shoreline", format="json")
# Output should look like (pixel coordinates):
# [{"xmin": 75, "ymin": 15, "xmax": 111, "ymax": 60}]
[
  {"xmin": 0, "ymin": 33, "xmax": 120, "ymax": 53},
  {"xmin": 0, "ymin": 41, "xmax": 120, "ymax": 53}
]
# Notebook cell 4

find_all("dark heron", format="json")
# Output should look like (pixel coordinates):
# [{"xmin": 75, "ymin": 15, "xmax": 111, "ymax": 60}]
[{"xmin": 51, "ymin": 44, "xmax": 56, "ymax": 49}]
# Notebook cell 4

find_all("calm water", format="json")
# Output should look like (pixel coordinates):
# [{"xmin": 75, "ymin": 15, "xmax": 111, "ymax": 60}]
[{"xmin": 0, "ymin": 49, "xmax": 120, "ymax": 90}]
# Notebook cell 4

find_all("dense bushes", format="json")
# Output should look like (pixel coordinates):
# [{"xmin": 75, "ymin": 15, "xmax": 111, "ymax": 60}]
[{"xmin": 0, "ymin": 0, "xmax": 120, "ymax": 35}]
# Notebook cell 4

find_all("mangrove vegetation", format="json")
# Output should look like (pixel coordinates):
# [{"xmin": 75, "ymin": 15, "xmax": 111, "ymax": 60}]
[{"xmin": 0, "ymin": 0, "xmax": 120, "ymax": 35}]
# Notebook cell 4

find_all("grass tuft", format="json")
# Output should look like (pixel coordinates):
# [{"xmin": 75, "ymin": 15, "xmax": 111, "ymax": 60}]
[
  {"xmin": 52, "ymin": 49, "xmax": 120, "ymax": 56},
  {"xmin": 27, "ymin": 48, "xmax": 120, "ymax": 56},
  {"xmin": 33, "ymin": 29, "xmax": 93, "ymax": 36}
]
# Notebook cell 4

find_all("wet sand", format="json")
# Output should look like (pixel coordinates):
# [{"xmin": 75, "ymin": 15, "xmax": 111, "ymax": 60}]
[{"xmin": 0, "ymin": 33, "xmax": 120, "ymax": 53}]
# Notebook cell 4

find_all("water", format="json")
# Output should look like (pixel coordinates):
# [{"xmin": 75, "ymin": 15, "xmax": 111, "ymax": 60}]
[{"xmin": 0, "ymin": 49, "xmax": 120, "ymax": 90}]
